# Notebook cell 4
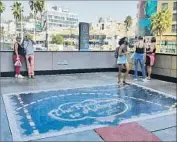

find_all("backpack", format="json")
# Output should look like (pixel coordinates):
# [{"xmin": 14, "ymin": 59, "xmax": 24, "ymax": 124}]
[
  {"xmin": 21, "ymin": 39, "xmax": 27, "ymax": 55},
  {"xmin": 114, "ymin": 47, "xmax": 119, "ymax": 58}
]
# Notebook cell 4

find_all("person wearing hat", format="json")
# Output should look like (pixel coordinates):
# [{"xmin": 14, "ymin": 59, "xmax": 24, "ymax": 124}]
[
  {"xmin": 13, "ymin": 36, "xmax": 25, "ymax": 78},
  {"xmin": 21, "ymin": 33, "xmax": 35, "ymax": 79}
]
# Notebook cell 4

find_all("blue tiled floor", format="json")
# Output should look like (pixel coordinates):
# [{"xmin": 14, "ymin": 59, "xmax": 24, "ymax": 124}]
[
  {"xmin": 1, "ymin": 73, "xmax": 176, "ymax": 141},
  {"xmin": 3, "ymin": 84, "xmax": 176, "ymax": 141}
]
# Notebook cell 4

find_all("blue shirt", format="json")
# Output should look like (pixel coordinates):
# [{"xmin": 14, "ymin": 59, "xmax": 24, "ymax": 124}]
[{"xmin": 22, "ymin": 39, "xmax": 35, "ymax": 54}]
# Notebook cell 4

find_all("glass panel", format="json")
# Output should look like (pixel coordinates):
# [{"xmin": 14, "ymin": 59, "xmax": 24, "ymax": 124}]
[
  {"xmin": 173, "ymin": 2, "xmax": 177, "ymax": 10},
  {"xmin": 171, "ymin": 24, "xmax": 177, "ymax": 33},
  {"xmin": 161, "ymin": 3, "xmax": 168, "ymax": 9},
  {"xmin": 172, "ymin": 13, "xmax": 177, "ymax": 21}
]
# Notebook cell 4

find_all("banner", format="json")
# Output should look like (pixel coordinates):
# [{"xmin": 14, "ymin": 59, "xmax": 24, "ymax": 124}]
[{"xmin": 79, "ymin": 22, "xmax": 90, "ymax": 51}]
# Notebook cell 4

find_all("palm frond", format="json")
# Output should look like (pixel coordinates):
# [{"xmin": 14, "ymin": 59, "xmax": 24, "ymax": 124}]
[
  {"xmin": 150, "ymin": 8, "xmax": 172, "ymax": 37},
  {"xmin": 0, "ymin": 1, "xmax": 5, "ymax": 14},
  {"xmin": 11, "ymin": 1, "xmax": 22, "ymax": 21},
  {"xmin": 124, "ymin": 15, "xmax": 133, "ymax": 32}
]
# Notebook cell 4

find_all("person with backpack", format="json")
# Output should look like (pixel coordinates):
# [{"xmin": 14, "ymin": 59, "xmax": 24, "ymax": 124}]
[
  {"xmin": 115, "ymin": 37, "xmax": 130, "ymax": 84},
  {"xmin": 133, "ymin": 36, "xmax": 147, "ymax": 81},
  {"xmin": 21, "ymin": 33, "xmax": 35, "ymax": 79}
]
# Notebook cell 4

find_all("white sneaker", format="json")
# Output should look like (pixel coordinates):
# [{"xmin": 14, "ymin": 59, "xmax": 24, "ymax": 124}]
[
  {"xmin": 15, "ymin": 74, "xmax": 18, "ymax": 78},
  {"xmin": 18, "ymin": 74, "xmax": 24, "ymax": 79},
  {"xmin": 134, "ymin": 78, "xmax": 138, "ymax": 81},
  {"xmin": 142, "ymin": 78, "xmax": 147, "ymax": 82}
]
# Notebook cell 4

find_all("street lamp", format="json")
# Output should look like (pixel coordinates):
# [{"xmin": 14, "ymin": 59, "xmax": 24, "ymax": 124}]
[
  {"xmin": 46, "ymin": 13, "xmax": 48, "ymax": 50},
  {"xmin": 21, "ymin": 7, "xmax": 24, "ymax": 41},
  {"xmin": 45, "ymin": 2, "xmax": 49, "ymax": 50},
  {"xmin": 29, "ymin": 0, "xmax": 35, "ymax": 42},
  {"xmin": 2, "ymin": 26, "xmax": 4, "ymax": 49}
]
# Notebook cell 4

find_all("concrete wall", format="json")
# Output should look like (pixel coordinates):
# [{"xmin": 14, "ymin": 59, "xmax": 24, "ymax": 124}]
[
  {"xmin": 0, "ymin": 51, "xmax": 176, "ymax": 78},
  {"xmin": 129, "ymin": 54, "xmax": 177, "ymax": 78},
  {"xmin": 0, "ymin": 51, "xmax": 116, "ymax": 72}
]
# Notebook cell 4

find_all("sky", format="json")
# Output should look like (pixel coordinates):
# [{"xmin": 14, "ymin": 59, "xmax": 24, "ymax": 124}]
[{"xmin": 1, "ymin": 1, "xmax": 138, "ymax": 24}]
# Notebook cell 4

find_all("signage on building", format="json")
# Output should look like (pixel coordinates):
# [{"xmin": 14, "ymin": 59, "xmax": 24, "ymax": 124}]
[
  {"xmin": 79, "ymin": 22, "xmax": 90, "ymax": 51},
  {"xmin": 35, "ymin": 24, "xmax": 42, "ymax": 32}
]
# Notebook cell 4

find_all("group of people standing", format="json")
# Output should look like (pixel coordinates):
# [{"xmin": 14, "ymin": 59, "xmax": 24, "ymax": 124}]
[
  {"xmin": 115, "ymin": 36, "xmax": 156, "ymax": 84},
  {"xmin": 13, "ymin": 34, "xmax": 35, "ymax": 79},
  {"xmin": 14, "ymin": 34, "xmax": 156, "ymax": 81}
]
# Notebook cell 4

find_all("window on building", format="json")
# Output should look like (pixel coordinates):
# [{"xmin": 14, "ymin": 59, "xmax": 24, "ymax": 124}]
[
  {"xmin": 48, "ymin": 15, "xmax": 52, "ymax": 18},
  {"xmin": 172, "ymin": 13, "xmax": 177, "ymax": 21},
  {"xmin": 171, "ymin": 24, "xmax": 177, "ymax": 33},
  {"xmin": 173, "ymin": 2, "xmax": 177, "ymax": 10},
  {"xmin": 161, "ymin": 3, "xmax": 168, "ymax": 9},
  {"xmin": 60, "ymin": 17, "xmax": 65, "ymax": 20}
]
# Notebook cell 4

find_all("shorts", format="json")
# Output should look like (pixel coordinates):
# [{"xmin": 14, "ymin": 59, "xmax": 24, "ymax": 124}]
[{"xmin": 117, "ymin": 55, "xmax": 128, "ymax": 65}]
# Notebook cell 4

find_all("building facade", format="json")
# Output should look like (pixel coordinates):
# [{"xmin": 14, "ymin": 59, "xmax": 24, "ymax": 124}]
[
  {"xmin": 137, "ymin": 0, "xmax": 158, "ymax": 36},
  {"xmin": 44, "ymin": 5, "xmax": 79, "ymax": 30},
  {"xmin": 89, "ymin": 17, "xmax": 137, "ymax": 50},
  {"xmin": 156, "ymin": 1, "xmax": 176, "ymax": 37},
  {"xmin": 137, "ymin": 0, "xmax": 176, "ymax": 54},
  {"xmin": 156, "ymin": 1, "xmax": 177, "ymax": 54},
  {"xmin": 137, "ymin": 0, "xmax": 176, "ymax": 37}
]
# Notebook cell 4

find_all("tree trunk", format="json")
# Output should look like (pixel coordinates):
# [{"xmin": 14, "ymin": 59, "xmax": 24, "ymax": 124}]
[
  {"xmin": 40, "ymin": 12, "xmax": 43, "ymax": 31},
  {"xmin": 160, "ymin": 34, "xmax": 162, "ymax": 52},
  {"xmin": 21, "ymin": 9, "xmax": 23, "ymax": 40},
  {"xmin": 34, "ymin": 14, "xmax": 36, "ymax": 41},
  {"xmin": 46, "ymin": 11, "xmax": 48, "ymax": 50},
  {"xmin": 15, "ymin": 19, "xmax": 17, "ymax": 36}
]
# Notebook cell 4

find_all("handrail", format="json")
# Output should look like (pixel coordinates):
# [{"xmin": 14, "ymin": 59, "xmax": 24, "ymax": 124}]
[{"xmin": 0, "ymin": 50, "xmax": 177, "ymax": 56}]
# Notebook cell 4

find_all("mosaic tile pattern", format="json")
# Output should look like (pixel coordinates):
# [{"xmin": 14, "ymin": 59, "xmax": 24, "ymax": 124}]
[{"xmin": 3, "ymin": 83, "xmax": 176, "ymax": 141}]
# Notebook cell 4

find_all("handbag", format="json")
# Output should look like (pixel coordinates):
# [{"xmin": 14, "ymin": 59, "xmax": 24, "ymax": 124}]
[
  {"xmin": 21, "ymin": 40, "xmax": 29, "ymax": 55},
  {"xmin": 14, "ymin": 60, "xmax": 22, "ymax": 66},
  {"xmin": 130, "ymin": 52, "xmax": 135, "ymax": 59}
]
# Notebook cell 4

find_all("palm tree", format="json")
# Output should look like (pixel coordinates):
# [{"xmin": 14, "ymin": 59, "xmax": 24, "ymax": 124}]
[
  {"xmin": 0, "ymin": 1, "xmax": 5, "ymax": 33},
  {"xmin": 150, "ymin": 8, "xmax": 172, "ymax": 47},
  {"xmin": 0, "ymin": 1, "xmax": 5, "ymax": 38},
  {"xmin": 29, "ymin": 0, "xmax": 45, "ymax": 40},
  {"xmin": 11, "ymin": 1, "xmax": 22, "ymax": 35},
  {"xmin": 36, "ymin": 0, "xmax": 44, "ymax": 25},
  {"xmin": 30, "ymin": 0, "xmax": 45, "ymax": 26},
  {"xmin": 124, "ymin": 15, "xmax": 132, "ymax": 37},
  {"xmin": 0, "ymin": 1, "xmax": 5, "ymax": 16},
  {"xmin": 29, "ymin": 0, "xmax": 36, "ymax": 40}
]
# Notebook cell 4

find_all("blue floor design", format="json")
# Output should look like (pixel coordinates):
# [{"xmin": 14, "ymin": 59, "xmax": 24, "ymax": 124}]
[{"xmin": 3, "ymin": 84, "xmax": 176, "ymax": 141}]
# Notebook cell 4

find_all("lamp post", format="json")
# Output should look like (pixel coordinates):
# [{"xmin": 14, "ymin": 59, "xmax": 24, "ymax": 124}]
[
  {"xmin": 21, "ymin": 6, "xmax": 24, "ymax": 41},
  {"xmin": 45, "ymin": 2, "xmax": 48, "ymax": 51},
  {"xmin": 29, "ymin": 0, "xmax": 35, "ymax": 41},
  {"xmin": 46, "ymin": 12, "xmax": 48, "ymax": 50},
  {"xmin": 33, "ymin": 4, "xmax": 36, "ymax": 42},
  {"xmin": 2, "ymin": 26, "xmax": 4, "ymax": 49}
]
